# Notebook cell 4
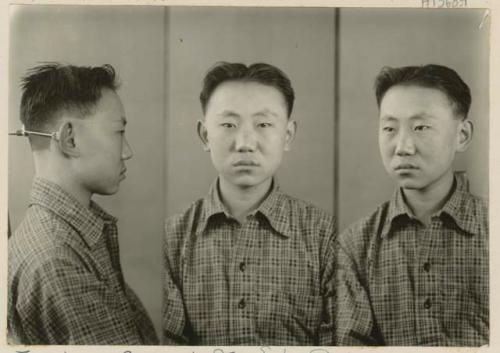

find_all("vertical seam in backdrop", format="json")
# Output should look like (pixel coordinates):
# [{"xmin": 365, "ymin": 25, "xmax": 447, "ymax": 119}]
[{"xmin": 333, "ymin": 8, "xmax": 341, "ymax": 225}]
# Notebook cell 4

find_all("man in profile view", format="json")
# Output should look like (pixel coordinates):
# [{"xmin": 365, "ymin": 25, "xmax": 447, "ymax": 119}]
[
  {"xmin": 8, "ymin": 63, "xmax": 158, "ymax": 345},
  {"xmin": 336, "ymin": 64, "xmax": 488, "ymax": 346},
  {"xmin": 162, "ymin": 62, "xmax": 336, "ymax": 345}
]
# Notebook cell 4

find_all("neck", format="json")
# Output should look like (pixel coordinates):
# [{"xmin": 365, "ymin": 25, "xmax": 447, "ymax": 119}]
[
  {"xmin": 34, "ymin": 153, "xmax": 92, "ymax": 208},
  {"xmin": 402, "ymin": 171, "xmax": 455, "ymax": 225},
  {"xmin": 218, "ymin": 177, "xmax": 273, "ymax": 223}
]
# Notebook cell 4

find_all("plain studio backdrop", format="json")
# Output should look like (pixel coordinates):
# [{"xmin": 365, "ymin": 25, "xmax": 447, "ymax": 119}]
[{"xmin": 8, "ymin": 6, "xmax": 489, "ymax": 337}]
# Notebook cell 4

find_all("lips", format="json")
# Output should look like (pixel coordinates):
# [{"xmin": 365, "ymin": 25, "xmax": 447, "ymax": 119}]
[
  {"xmin": 394, "ymin": 163, "xmax": 418, "ymax": 171},
  {"xmin": 233, "ymin": 160, "xmax": 259, "ymax": 167}
]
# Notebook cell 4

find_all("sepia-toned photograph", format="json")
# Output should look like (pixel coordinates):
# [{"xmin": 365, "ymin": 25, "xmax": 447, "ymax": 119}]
[{"xmin": 2, "ymin": 1, "xmax": 492, "ymax": 351}]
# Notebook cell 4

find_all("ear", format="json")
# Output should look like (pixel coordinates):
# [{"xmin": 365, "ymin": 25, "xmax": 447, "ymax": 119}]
[
  {"xmin": 284, "ymin": 120, "xmax": 297, "ymax": 151},
  {"xmin": 57, "ymin": 121, "xmax": 79, "ymax": 157},
  {"xmin": 456, "ymin": 119, "xmax": 473, "ymax": 153},
  {"xmin": 197, "ymin": 119, "xmax": 210, "ymax": 152}
]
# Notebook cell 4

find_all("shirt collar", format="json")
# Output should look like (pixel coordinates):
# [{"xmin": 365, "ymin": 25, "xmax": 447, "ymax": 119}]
[
  {"xmin": 256, "ymin": 180, "xmax": 292, "ymax": 238},
  {"xmin": 379, "ymin": 187, "xmax": 413, "ymax": 239},
  {"xmin": 439, "ymin": 176, "xmax": 481, "ymax": 235},
  {"xmin": 197, "ymin": 178, "xmax": 292, "ymax": 238},
  {"xmin": 380, "ymin": 174, "xmax": 479, "ymax": 239},
  {"xmin": 29, "ymin": 177, "xmax": 116, "ymax": 249}
]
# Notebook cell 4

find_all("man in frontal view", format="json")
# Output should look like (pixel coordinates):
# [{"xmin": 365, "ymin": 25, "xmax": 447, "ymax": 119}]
[
  {"xmin": 8, "ymin": 63, "xmax": 158, "ymax": 345},
  {"xmin": 162, "ymin": 62, "xmax": 336, "ymax": 345},
  {"xmin": 336, "ymin": 64, "xmax": 488, "ymax": 346}
]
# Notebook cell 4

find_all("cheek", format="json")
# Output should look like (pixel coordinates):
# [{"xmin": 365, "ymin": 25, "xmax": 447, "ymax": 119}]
[
  {"xmin": 431, "ymin": 145, "xmax": 456, "ymax": 167},
  {"xmin": 378, "ymin": 137, "xmax": 392, "ymax": 156},
  {"xmin": 263, "ymin": 129, "xmax": 287, "ymax": 146},
  {"xmin": 208, "ymin": 142, "xmax": 230, "ymax": 163},
  {"xmin": 93, "ymin": 140, "xmax": 122, "ymax": 165},
  {"xmin": 83, "ymin": 133, "xmax": 107, "ymax": 153},
  {"xmin": 208, "ymin": 130, "xmax": 230, "ymax": 147},
  {"xmin": 81, "ymin": 142, "xmax": 101, "ymax": 162},
  {"xmin": 422, "ymin": 133, "xmax": 455, "ymax": 158}
]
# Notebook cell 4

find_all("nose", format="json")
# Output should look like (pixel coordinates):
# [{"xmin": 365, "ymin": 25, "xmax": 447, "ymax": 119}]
[
  {"xmin": 121, "ymin": 136, "xmax": 133, "ymax": 160},
  {"xmin": 234, "ymin": 125, "xmax": 257, "ymax": 152},
  {"xmin": 395, "ymin": 130, "xmax": 416, "ymax": 156}
]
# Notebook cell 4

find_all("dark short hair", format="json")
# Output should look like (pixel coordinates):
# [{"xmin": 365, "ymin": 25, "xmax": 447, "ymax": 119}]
[
  {"xmin": 374, "ymin": 64, "xmax": 471, "ymax": 119},
  {"xmin": 199, "ymin": 62, "xmax": 295, "ymax": 117},
  {"xmin": 20, "ymin": 63, "xmax": 119, "ymax": 131}
]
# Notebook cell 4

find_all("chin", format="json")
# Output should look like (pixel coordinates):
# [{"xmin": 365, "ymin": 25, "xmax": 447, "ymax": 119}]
[
  {"xmin": 393, "ymin": 175, "xmax": 424, "ymax": 190},
  {"xmin": 95, "ymin": 184, "xmax": 120, "ymax": 196},
  {"xmin": 233, "ymin": 180, "xmax": 260, "ymax": 189},
  {"xmin": 229, "ymin": 175, "xmax": 269, "ymax": 189},
  {"xmin": 399, "ymin": 183, "xmax": 422, "ymax": 190},
  {"xmin": 398, "ymin": 180, "xmax": 435, "ymax": 192}
]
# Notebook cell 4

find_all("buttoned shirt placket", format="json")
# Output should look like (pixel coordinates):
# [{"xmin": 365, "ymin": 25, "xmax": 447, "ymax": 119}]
[
  {"xmin": 163, "ymin": 178, "xmax": 335, "ymax": 345},
  {"xmin": 228, "ymin": 214, "xmax": 259, "ymax": 345},
  {"xmin": 414, "ymin": 217, "xmax": 443, "ymax": 345}
]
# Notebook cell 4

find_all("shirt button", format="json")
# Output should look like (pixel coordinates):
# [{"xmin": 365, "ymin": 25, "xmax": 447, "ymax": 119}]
[
  {"xmin": 238, "ymin": 298, "xmax": 246, "ymax": 309},
  {"xmin": 423, "ymin": 262, "xmax": 431, "ymax": 272},
  {"xmin": 424, "ymin": 298, "xmax": 431, "ymax": 309},
  {"xmin": 239, "ymin": 262, "xmax": 246, "ymax": 272}
]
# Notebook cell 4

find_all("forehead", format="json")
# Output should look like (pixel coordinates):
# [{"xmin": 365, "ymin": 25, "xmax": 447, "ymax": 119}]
[
  {"xmin": 89, "ymin": 88, "xmax": 126, "ymax": 125},
  {"xmin": 379, "ymin": 85, "xmax": 455, "ymax": 120},
  {"xmin": 206, "ymin": 81, "xmax": 287, "ymax": 116}
]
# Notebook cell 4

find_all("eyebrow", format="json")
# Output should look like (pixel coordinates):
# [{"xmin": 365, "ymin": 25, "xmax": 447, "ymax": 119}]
[
  {"xmin": 217, "ymin": 110, "xmax": 240, "ymax": 118},
  {"xmin": 380, "ymin": 115, "xmax": 398, "ymax": 122},
  {"xmin": 380, "ymin": 113, "xmax": 436, "ymax": 121},
  {"xmin": 411, "ymin": 113, "xmax": 436, "ymax": 120},
  {"xmin": 217, "ymin": 109, "xmax": 279, "ymax": 118},
  {"xmin": 253, "ymin": 109, "xmax": 279, "ymax": 118}
]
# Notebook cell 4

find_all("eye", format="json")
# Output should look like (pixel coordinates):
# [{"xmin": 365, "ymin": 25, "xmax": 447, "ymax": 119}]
[
  {"xmin": 414, "ymin": 125, "xmax": 430, "ymax": 131},
  {"xmin": 382, "ymin": 126, "xmax": 394, "ymax": 133},
  {"xmin": 220, "ymin": 122, "xmax": 236, "ymax": 128},
  {"xmin": 257, "ymin": 123, "xmax": 273, "ymax": 128}
]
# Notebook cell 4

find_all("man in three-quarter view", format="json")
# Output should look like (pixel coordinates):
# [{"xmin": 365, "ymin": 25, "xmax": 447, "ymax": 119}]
[
  {"xmin": 336, "ymin": 64, "xmax": 488, "ymax": 346},
  {"xmin": 162, "ymin": 62, "xmax": 336, "ymax": 345},
  {"xmin": 8, "ymin": 63, "xmax": 158, "ymax": 345}
]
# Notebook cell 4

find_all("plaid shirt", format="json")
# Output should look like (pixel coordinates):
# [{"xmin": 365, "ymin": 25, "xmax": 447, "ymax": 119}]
[
  {"xmin": 163, "ymin": 180, "xmax": 336, "ymax": 345},
  {"xmin": 336, "ymin": 176, "xmax": 488, "ymax": 346},
  {"xmin": 8, "ymin": 177, "xmax": 159, "ymax": 345}
]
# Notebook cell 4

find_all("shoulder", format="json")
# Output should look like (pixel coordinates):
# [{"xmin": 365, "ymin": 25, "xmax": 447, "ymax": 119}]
[
  {"xmin": 286, "ymin": 194, "xmax": 334, "ymax": 220},
  {"xmin": 339, "ymin": 200, "xmax": 391, "ymax": 254},
  {"xmin": 460, "ymin": 191, "xmax": 489, "ymax": 234},
  {"xmin": 163, "ymin": 197, "xmax": 211, "ymax": 274},
  {"xmin": 10, "ymin": 205, "xmax": 82, "ymax": 264},
  {"xmin": 10, "ymin": 206, "xmax": 88, "ymax": 284},
  {"xmin": 165, "ymin": 197, "xmax": 206, "ymax": 235},
  {"xmin": 279, "ymin": 192, "xmax": 336, "ymax": 237},
  {"xmin": 164, "ymin": 197, "xmax": 209, "ymax": 258},
  {"xmin": 465, "ymin": 192, "xmax": 488, "ymax": 217},
  {"xmin": 281, "ymin": 193, "xmax": 334, "ymax": 223}
]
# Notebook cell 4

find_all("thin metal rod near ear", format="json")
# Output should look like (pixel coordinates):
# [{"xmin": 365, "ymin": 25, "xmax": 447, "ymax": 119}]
[{"xmin": 8, "ymin": 124, "xmax": 58, "ymax": 139}]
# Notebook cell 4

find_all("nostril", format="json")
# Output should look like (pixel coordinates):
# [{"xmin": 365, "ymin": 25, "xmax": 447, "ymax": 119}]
[{"xmin": 237, "ymin": 145, "xmax": 254, "ymax": 153}]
